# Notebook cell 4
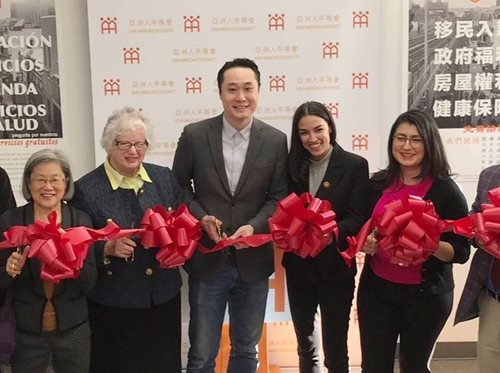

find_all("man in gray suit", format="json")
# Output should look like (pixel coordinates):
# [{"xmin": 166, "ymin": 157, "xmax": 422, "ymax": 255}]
[{"xmin": 173, "ymin": 58, "xmax": 288, "ymax": 373}]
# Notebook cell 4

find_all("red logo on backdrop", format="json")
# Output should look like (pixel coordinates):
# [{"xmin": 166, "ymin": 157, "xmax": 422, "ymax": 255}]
[
  {"xmin": 185, "ymin": 77, "xmax": 202, "ymax": 93},
  {"xmin": 123, "ymin": 48, "xmax": 140, "ymax": 64},
  {"xmin": 352, "ymin": 11, "xmax": 369, "ymax": 28},
  {"xmin": 470, "ymin": 0, "xmax": 480, "ymax": 3},
  {"xmin": 352, "ymin": 134, "xmax": 368, "ymax": 151},
  {"xmin": 322, "ymin": 42, "xmax": 339, "ymax": 59},
  {"xmin": 100, "ymin": 17, "xmax": 118, "ymax": 34},
  {"xmin": 269, "ymin": 75, "xmax": 285, "ymax": 92},
  {"xmin": 352, "ymin": 73, "xmax": 369, "ymax": 89},
  {"xmin": 268, "ymin": 14, "xmax": 285, "ymax": 31},
  {"xmin": 103, "ymin": 79, "xmax": 120, "ymax": 96},
  {"xmin": 184, "ymin": 16, "xmax": 200, "ymax": 32},
  {"xmin": 324, "ymin": 103, "xmax": 339, "ymax": 119}
]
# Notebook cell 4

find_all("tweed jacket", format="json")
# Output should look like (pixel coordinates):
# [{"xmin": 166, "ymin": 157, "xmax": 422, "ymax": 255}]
[
  {"xmin": 0, "ymin": 203, "xmax": 97, "ymax": 333},
  {"xmin": 282, "ymin": 143, "xmax": 369, "ymax": 281},
  {"xmin": 365, "ymin": 177, "xmax": 470, "ymax": 295},
  {"xmin": 173, "ymin": 114, "xmax": 288, "ymax": 283},
  {"xmin": 71, "ymin": 163, "xmax": 182, "ymax": 308},
  {"xmin": 455, "ymin": 164, "xmax": 500, "ymax": 324}
]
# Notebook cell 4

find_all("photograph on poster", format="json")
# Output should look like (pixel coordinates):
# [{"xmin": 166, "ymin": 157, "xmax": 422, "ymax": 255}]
[
  {"xmin": 0, "ymin": 0, "xmax": 61, "ymax": 139},
  {"xmin": 408, "ymin": 0, "xmax": 500, "ymax": 130}
]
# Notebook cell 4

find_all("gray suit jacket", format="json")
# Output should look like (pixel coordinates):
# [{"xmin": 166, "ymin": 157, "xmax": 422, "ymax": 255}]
[{"xmin": 173, "ymin": 114, "xmax": 288, "ymax": 283}]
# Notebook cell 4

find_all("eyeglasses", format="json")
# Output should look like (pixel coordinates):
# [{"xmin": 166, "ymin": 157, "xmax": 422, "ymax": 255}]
[
  {"xmin": 114, "ymin": 140, "xmax": 149, "ymax": 151},
  {"xmin": 393, "ymin": 134, "xmax": 423, "ymax": 148},
  {"xmin": 31, "ymin": 177, "xmax": 66, "ymax": 187}
]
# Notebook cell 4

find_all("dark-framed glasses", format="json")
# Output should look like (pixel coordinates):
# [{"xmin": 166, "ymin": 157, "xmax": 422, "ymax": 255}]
[
  {"xmin": 393, "ymin": 134, "xmax": 423, "ymax": 148},
  {"xmin": 114, "ymin": 140, "xmax": 149, "ymax": 151}
]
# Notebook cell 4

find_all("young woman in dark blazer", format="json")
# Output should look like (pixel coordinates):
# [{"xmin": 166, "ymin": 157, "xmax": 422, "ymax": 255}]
[
  {"xmin": 283, "ymin": 101, "xmax": 369, "ymax": 373},
  {"xmin": 357, "ymin": 110, "xmax": 470, "ymax": 373}
]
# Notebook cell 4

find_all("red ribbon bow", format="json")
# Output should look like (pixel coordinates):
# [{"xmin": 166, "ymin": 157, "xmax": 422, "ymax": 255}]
[
  {"xmin": 26, "ymin": 212, "xmax": 94, "ymax": 283},
  {"xmin": 342, "ymin": 196, "xmax": 447, "ymax": 267},
  {"xmin": 140, "ymin": 204, "xmax": 201, "ymax": 268},
  {"xmin": 268, "ymin": 192, "xmax": 338, "ymax": 258},
  {"xmin": 473, "ymin": 187, "xmax": 500, "ymax": 259}
]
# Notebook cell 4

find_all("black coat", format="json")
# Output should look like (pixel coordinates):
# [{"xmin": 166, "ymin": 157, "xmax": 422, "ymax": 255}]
[{"xmin": 0, "ymin": 203, "xmax": 97, "ymax": 333}]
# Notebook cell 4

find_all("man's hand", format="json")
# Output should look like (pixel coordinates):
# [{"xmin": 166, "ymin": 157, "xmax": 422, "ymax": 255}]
[
  {"xmin": 201, "ymin": 215, "xmax": 223, "ymax": 243},
  {"xmin": 229, "ymin": 224, "xmax": 254, "ymax": 249}
]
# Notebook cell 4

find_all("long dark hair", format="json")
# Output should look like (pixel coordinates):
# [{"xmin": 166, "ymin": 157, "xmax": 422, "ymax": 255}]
[
  {"xmin": 288, "ymin": 101, "xmax": 337, "ymax": 185},
  {"xmin": 372, "ymin": 109, "xmax": 451, "ymax": 189}
]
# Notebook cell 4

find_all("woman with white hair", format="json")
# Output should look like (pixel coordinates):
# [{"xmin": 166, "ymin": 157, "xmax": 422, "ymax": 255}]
[
  {"xmin": 0, "ymin": 148, "xmax": 97, "ymax": 372},
  {"xmin": 71, "ymin": 107, "xmax": 183, "ymax": 373}
]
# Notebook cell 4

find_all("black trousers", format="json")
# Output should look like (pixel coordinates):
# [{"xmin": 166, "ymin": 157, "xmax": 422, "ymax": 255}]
[
  {"xmin": 286, "ymin": 272, "xmax": 355, "ymax": 373},
  {"xmin": 357, "ymin": 265, "xmax": 453, "ymax": 373},
  {"xmin": 88, "ymin": 293, "xmax": 181, "ymax": 373}
]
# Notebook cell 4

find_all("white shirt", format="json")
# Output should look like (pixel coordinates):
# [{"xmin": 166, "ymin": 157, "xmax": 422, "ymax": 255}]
[{"xmin": 222, "ymin": 115, "xmax": 252, "ymax": 195}]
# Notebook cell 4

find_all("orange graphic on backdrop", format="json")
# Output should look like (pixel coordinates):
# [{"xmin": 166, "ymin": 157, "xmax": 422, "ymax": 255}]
[
  {"xmin": 100, "ymin": 17, "xmax": 118, "ymax": 34},
  {"xmin": 123, "ymin": 48, "xmax": 140, "ymax": 64},
  {"xmin": 103, "ymin": 79, "xmax": 120, "ymax": 96},
  {"xmin": 352, "ymin": 11, "xmax": 369, "ymax": 28},
  {"xmin": 185, "ymin": 77, "xmax": 202, "ymax": 94},
  {"xmin": 269, "ymin": 75, "xmax": 285, "ymax": 92},
  {"xmin": 352, "ymin": 134, "xmax": 369, "ymax": 151},
  {"xmin": 268, "ymin": 14, "xmax": 285, "ymax": 31},
  {"xmin": 322, "ymin": 42, "xmax": 339, "ymax": 59},
  {"xmin": 352, "ymin": 73, "xmax": 369, "ymax": 89},
  {"xmin": 325, "ymin": 103, "xmax": 339, "ymax": 119},
  {"xmin": 184, "ymin": 16, "xmax": 200, "ymax": 32}
]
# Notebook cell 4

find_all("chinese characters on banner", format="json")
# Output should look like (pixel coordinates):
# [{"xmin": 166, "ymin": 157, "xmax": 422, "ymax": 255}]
[{"xmin": 408, "ymin": 0, "xmax": 500, "ymax": 180}]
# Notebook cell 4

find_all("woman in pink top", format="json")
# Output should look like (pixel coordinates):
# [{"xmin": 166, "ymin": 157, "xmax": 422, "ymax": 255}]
[{"xmin": 357, "ymin": 110, "xmax": 470, "ymax": 373}]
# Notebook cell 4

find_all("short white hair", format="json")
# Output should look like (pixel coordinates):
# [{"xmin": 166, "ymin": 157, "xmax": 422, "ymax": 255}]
[{"xmin": 100, "ymin": 107, "xmax": 155, "ymax": 153}]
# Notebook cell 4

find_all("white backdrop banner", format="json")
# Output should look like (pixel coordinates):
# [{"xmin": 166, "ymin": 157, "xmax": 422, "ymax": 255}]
[{"xmin": 87, "ymin": 0, "xmax": 382, "ymax": 367}]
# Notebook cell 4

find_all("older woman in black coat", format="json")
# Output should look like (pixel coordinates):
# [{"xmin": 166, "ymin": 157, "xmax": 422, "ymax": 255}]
[{"xmin": 0, "ymin": 149, "xmax": 96, "ymax": 373}]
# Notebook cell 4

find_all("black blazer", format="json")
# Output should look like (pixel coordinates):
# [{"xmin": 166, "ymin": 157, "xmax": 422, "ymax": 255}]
[
  {"xmin": 282, "ymin": 143, "xmax": 369, "ymax": 281},
  {"xmin": 0, "ymin": 203, "xmax": 97, "ymax": 333},
  {"xmin": 173, "ymin": 115, "xmax": 288, "ymax": 283}
]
